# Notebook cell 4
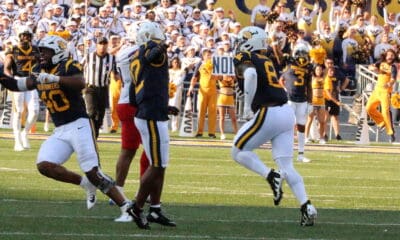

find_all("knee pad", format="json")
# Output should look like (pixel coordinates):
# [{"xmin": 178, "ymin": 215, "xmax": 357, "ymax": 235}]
[{"xmin": 86, "ymin": 167, "xmax": 115, "ymax": 194}]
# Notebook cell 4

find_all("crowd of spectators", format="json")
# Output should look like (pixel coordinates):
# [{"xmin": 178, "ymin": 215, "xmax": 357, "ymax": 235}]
[
  {"xmin": 1, "ymin": 0, "xmax": 399, "ymax": 137},
  {"xmin": 0, "ymin": 1, "xmax": 399, "ymax": 76}
]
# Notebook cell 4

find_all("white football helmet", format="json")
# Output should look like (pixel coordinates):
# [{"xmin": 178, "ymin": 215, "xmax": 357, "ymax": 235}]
[
  {"xmin": 292, "ymin": 44, "xmax": 310, "ymax": 67},
  {"xmin": 18, "ymin": 25, "xmax": 33, "ymax": 36},
  {"xmin": 17, "ymin": 25, "xmax": 33, "ymax": 42},
  {"xmin": 236, "ymin": 26, "xmax": 268, "ymax": 52},
  {"xmin": 136, "ymin": 21, "xmax": 166, "ymax": 46},
  {"xmin": 38, "ymin": 35, "xmax": 69, "ymax": 65}
]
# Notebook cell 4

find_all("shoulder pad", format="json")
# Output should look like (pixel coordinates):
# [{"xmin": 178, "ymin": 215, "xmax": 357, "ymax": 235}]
[{"xmin": 233, "ymin": 51, "xmax": 252, "ymax": 67}]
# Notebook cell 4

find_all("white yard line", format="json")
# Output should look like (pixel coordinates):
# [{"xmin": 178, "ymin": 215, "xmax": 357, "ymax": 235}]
[{"xmin": 0, "ymin": 231, "xmax": 329, "ymax": 240}]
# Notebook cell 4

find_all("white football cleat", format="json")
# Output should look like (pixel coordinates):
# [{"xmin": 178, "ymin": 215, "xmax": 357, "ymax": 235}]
[
  {"xmin": 81, "ymin": 176, "xmax": 97, "ymax": 209},
  {"xmin": 298, "ymin": 154, "xmax": 311, "ymax": 163},
  {"xmin": 14, "ymin": 131, "xmax": 24, "ymax": 151},
  {"xmin": 115, "ymin": 202, "xmax": 133, "ymax": 222},
  {"xmin": 21, "ymin": 130, "xmax": 30, "ymax": 149},
  {"xmin": 114, "ymin": 212, "xmax": 133, "ymax": 222},
  {"xmin": 14, "ymin": 142, "xmax": 25, "ymax": 151}
]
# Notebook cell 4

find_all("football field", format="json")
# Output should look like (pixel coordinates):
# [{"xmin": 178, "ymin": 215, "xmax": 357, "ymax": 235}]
[{"xmin": 0, "ymin": 132, "xmax": 400, "ymax": 240}]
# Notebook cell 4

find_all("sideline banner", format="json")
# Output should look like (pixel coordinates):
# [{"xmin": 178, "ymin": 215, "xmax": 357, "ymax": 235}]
[
  {"xmin": 0, "ymin": 89, "xmax": 13, "ymax": 129},
  {"xmin": 179, "ymin": 96, "xmax": 195, "ymax": 137},
  {"xmin": 212, "ymin": 56, "xmax": 235, "ymax": 76}
]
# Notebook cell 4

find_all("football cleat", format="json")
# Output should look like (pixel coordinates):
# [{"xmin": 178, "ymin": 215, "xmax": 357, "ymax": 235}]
[
  {"xmin": 115, "ymin": 203, "xmax": 133, "ymax": 222},
  {"xmin": 21, "ymin": 130, "xmax": 30, "ymax": 149},
  {"xmin": 14, "ymin": 131, "xmax": 24, "ymax": 151},
  {"xmin": 14, "ymin": 142, "xmax": 25, "ymax": 151},
  {"xmin": 114, "ymin": 212, "xmax": 133, "ymax": 222},
  {"xmin": 147, "ymin": 207, "xmax": 176, "ymax": 227},
  {"xmin": 82, "ymin": 178, "xmax": 97, "ymax": 209},
  {"xmin": 300, "ymin": 200, "xmax": 317, "ymax": 226},
  {"xmin": 266, "ymin": 169, "xmax": 283, "ymax": 206},
  {"xmin": 126, "ymin": 203, "xmax": 150, "ymax": 229},
  {"xmin": 298, "ymin": 154, "xmax": 311, "ymax": 163}
]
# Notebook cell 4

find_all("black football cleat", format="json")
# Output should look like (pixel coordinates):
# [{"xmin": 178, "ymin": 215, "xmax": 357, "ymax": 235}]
[
  {"xmin": 266, "ymin": 169, "xmax": 283, "ymax": 206},
  {"xmin": 300, "ymin": 200, "xmax": 317, "ymax": 226},
  {"xmin": 147, "ymin": 207, "xmax": 176, "ymax": 227},
  {"xmin": 126, "ymin": 203, "xmax": 150, "ymax": 230}
]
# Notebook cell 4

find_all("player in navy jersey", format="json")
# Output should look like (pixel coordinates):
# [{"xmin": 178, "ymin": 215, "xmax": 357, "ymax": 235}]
[
  {"xmin": 0, "ymin": 35, "xmax": 141, "ymax": 227},
  {"xmin": 4, "ymin": 26, "xmax": 41, "ymax": 151},
  {"xmin": 231, "ymin": 26, "xmax": 317, "ymax": 226},
  {"xmin": 127, "ymin": 22, "xmax": 177, "ymax": 230},
  {"xmin": 279, "ymin": 46, "xmax": 313, "ymax": 163}
]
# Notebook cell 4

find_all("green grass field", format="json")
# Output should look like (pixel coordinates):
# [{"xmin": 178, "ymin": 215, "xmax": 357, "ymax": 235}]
[{"xmin": 0, "ymin": 131, "xmax": 400, "ymax": 240}]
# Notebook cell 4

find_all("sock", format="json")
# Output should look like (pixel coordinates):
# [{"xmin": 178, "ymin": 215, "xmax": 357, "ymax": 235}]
[
  {"xmin": 298, "ymin": 131, "xmax": 305, "ymax": 153},
  {"xmin": 80, "ymin": 175, "xmax": 89, "ymax": 187},
  {"xmin": 150, "ymin": 204, "xmax": 161, "ymax": 209}
]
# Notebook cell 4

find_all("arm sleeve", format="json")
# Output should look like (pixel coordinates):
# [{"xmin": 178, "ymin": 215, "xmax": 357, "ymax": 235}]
[
  {"xmin": 243, "ymin": 67, "xmax": 257, "ymax": 111},
  {"xmin": 0, "ymin": 75, "xmax": 20, "ymax": 91},
  {"xmin": 0, "ymin": 74, "xmax": 36, "ymax": 91}
]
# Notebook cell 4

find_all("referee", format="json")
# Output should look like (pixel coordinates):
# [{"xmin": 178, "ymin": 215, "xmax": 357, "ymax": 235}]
[{"xmin": 83, "ymin": 37, "xmax": 115, "ymax": 138}]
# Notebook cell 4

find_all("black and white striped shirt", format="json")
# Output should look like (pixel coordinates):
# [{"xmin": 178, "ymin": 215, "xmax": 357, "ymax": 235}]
[{"xmin": 84, "ymin": 52, "xmax": 115, "ymax": 87}]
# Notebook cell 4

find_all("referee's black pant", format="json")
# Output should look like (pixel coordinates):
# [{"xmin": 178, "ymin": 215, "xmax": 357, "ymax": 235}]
[{"xmin": 83, "ymin": 86, "xmax": 109, "ymax": 139}]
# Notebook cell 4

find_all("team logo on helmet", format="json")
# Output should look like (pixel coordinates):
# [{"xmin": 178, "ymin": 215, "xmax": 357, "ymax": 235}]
[
  {"xmin": 242, "ymin": 30, "xmax": 256, "ymax": 40},
  {"xmin": 57, "ymin": 40, "xmax": 67, "ymax": 50}
]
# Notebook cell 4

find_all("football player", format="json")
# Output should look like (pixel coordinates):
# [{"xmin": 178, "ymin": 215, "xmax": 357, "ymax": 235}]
[
  {"xmin": 232, "ymin": 26, "xmax": 317, "ymax": 226},
  {"xmin": 110, "ymin": 45, "xmax": 150, "ymax": 223},
  {"xmin": 4, "ymin": 26, "xmax": 40, "ymax": 151},
  {"xmin": 128, "ymin": 22, "xmax": 177, "ymax": 229},
  {"xmin": 279, "ymin": 45, "xmax": 313, "ymax": 163},
  {"xmin": 0, "ymin": 35, "xmax": 139, "ymax": 226}
]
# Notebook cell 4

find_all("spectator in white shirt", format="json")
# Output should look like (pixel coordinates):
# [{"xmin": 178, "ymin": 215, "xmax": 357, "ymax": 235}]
[{"xmin": 251, "ymin": 0, "xmax": 270, "ymax": 29}]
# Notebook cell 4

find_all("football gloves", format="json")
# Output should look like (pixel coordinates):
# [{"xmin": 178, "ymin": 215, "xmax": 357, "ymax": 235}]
[{"xmin": 168, "ymin": 106, "xmax": 179, "ymax": 116}]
